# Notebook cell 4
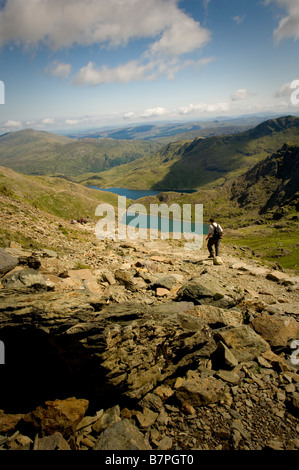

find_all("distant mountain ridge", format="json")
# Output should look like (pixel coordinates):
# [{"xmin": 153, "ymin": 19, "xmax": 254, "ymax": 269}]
[
  {"xmin": 80, "ymin": 115, "xmax": 299, "ymax": 190},
  {"xmin": 0, "ymin": 129, "xmax": 160, "ymax": 176}
]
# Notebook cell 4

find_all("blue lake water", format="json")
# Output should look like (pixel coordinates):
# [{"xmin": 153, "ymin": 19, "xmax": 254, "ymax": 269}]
[
  {"xmin": 89, "ymin": 186, "xmax": 196, "ymax": 201},
  {"xmin": 91, "ymin": 186, "xmax": 209, "ymax": 235}
]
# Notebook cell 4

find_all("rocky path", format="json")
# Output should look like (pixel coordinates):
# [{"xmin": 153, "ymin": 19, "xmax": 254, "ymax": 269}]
[{"xmin": 0, "ymin": 211, "xmax": 298, "ymax": 451}]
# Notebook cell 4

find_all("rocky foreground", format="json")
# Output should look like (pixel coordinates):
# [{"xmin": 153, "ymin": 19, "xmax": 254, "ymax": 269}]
[{"xmin": 0, "ymin": 213, "xmax": 299, "ymax": 451}]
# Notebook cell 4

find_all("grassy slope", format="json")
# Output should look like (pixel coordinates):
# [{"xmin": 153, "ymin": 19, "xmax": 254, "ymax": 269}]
[{"xmin": 0, "ymin": 165, "xmax": 124, "ymax": 220}]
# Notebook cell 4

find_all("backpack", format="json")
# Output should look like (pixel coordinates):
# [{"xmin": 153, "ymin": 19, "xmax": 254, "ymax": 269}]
[{"xmin": 213, "ymin": 223, "xmax": 222, "ymax": 239}]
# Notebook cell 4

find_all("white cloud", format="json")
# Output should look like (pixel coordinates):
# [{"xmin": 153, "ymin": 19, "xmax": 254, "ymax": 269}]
[
  {"xmin": 202, "ymin": 0, "xmax": 211, "ymax": 11},
  {"xmin": 275, "ymin": 81, "xmax": 293, "ymax": 97},
  {"xmin": 231, "ymin": 89, "xmax": 254, "ymax": 101},
  {"xmin": 4, "ymin": 120, "xmax": 22, "ymax": 128},
  {"xmin": 65, "ymin": 119, "xmax": 81, "ymax": 125},
  {"xmin": 232, "ymin": 15, "xmax": 246, "ymax": 25},
  {"xmin": 42, "ymin": 118, "xmax": 55, "ymax": 124},
  {"xmin": 141, "ymin": 107, "xmax": 167, "ymax": 118},
  {"xmin": 178, "ymin": 102, "xmax": 230, "ymax": 115},
  {"xmin": 0, "ymin": 1, "xmax": 212, "ymax": 85},
  {"xmin": 149, "ymin": 17, "xmax": 210, "ymax": 57},
  {"xmin": 0, "ymin": 0, "xmax": 211, "ymax": 53},
  {"xmin": 45, "ymin": 61, "xmax": 71, "ymax": 78},
  {"xmin": 74, "ymin": 60, "xmax": 158, "ymax": 86},
  {"xmin": 265, "ymin": 0, "xmax": 299, "ymax": 42},
  {"xmin": 74, "ymin": 57, "xmax": 214, "ymax": 86}
]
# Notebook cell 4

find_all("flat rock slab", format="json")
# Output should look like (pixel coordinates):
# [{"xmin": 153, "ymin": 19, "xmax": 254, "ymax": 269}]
[{"xmin": 175, "ymin": 376, "xmax": 227, "ymax": 406}]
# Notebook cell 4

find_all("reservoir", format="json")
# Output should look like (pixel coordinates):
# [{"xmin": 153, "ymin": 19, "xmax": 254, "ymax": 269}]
[
  {"xmin": 89, "ymin": 186, "xmax": 197, "ymax": 201},
  {"xmin": 92, "ymin": 187, "xmax": 209, "ymax": 236}
]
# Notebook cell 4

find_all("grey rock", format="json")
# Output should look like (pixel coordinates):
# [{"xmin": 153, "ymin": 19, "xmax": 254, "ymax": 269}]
[
  {"xmin": 33, "ymin": 432, "xmax": 71, "ymax": 450},
  {"xmin": 150, "ymin": 275, "xmax": 177, "ymax": 291},
  {"xmin": 114, "ymin": 270, "xmax": 137, "ymax": 292},
  {"xmin": 92, "ymin": 405, "xmax": 121, "ymax": 433},
  {"xmin": 251, "ymin": 314, "xmax": 299, "ymax": 348},
  {"xmin": 93, "ymin": 419, "xmax": 151, "ymax": 450},
  {"xmin": 175, "ymin": 376, "xmax": 227, "ymax": 406},
  {"xmin": 214, "ymin": 325, "xmax": 270, "ymax": 362},
  {"xmin": 0, "ymin": 248, "xmax": 18, "ymax": 277},
  {"xmin": 176, "ymin": 274, "xmax": 240, "ymax": 307},
  {"xmin": 2, "ymin": 268, "xmax": 48, "ymax": 291}
]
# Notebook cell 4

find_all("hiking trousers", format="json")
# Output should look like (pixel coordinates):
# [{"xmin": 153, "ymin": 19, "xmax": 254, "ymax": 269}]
[{"xmin": 208, "ymin": 237, "xmax": 220, "ymax": 257}]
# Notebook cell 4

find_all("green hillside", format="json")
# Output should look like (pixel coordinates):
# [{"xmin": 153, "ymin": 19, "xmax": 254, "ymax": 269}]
[
  {"xmin": 81, "ymin": 115, "xmax": 299, "ymax": 190},
  {"xmin": 0, "ymin": 129, "xmax": 160, "ymax": 176},
  {"xmin": 0, "ymin": 165, "xmax": 122, "ymax": 221}
]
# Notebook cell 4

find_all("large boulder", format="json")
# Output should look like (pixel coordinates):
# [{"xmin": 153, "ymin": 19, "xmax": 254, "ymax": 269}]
[
  {"xmin": 93, "ymin": 419, "xmax": 151, "ymax": 450},
  {"xmin": 213, "ymin": 325, "xmax": 270, "ymax": 362},
  {"xmin": 251, "ymin": 314, "xmax": 299, "ymax": 348},
  {"xmin": 175, "ymin": 376, "xmax": 227, "ymax": 406},
  {"xmin": 19, "ymin": 397, "xmax": 89, "ymax": 437},
  {"xmin": 0, "ymin": 248, "xmax": 18, "ymax": 277},
  {"xmin": 176, "ymin": 273, "xmax": 241, "ymax": 308},
  {"xmin": 2, "ymin": 269, "xmax": 48, "ymax": 291}
]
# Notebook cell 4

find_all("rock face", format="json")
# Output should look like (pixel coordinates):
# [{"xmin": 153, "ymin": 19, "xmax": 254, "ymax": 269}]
[{"xmin": 0, "ymin": 229, "xmax": 299, "ymax": 451}]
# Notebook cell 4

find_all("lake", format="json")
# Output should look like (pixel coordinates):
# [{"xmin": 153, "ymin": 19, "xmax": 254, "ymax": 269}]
[
  {"xmin": 91, "ymin": 186, "xmax": 209, "ymax": 236},
  {"xmin": 89, "ymin": 186, "xmax": 196, "ymax": 201}
]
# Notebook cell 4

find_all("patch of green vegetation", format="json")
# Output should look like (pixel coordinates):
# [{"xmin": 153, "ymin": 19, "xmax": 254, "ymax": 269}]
[
  {"xmin": 0, "ymin": 227, "xmax": 45, "ymax": 251},
  {"xmin": 75, "ymin": 262, "xmax": 91, "ymax": 270},
  {"xmin": 225, "ymin": 224, "xmax": 299, "ymax": 273},
  {"xmin": 58, "ymin": 225, "xmax": 69, "ymax": 236}
]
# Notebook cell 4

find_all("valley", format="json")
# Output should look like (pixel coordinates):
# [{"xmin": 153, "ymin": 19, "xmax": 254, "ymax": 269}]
[{"xmin": 0, "ymin": 114, "xmax": 298, "ymax": 452}]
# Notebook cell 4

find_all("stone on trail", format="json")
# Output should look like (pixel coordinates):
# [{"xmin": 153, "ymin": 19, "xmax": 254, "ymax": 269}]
[
  {"xmin": 214, "ymin": 325, "xmax": 270, "ymax": 362},
  {"xmin": 213, "ymin": 256, "xmax": 223, "ymax": 265},
  {"xmin": 175, "ymin": 376, "xmax": 227, "ymax": 406},
  {"xmin": 114, "ymin": 269, "xmax": 137, "ymax": 292},
  {"xmin": 0, "ymin": 248, "xmax": 18, "ymax": 277},
  {"xmin": 33, "ymin": 432, "xmax": 71, "ymax": 451},
  {"xmin": 93, "ymin": 419, "xmax": 152, "ymax": 450},
  {"xmin": 1, "ymin": 268, "xmax": 48, "ymax": 291},
  {"xmin": 20, "ymin": 397, "xmax": 89, "ymax": 437},
  {"xmin": 92, "ymin": 405, "xmax": 121, "ymax": 433},
  {"xmin": 251, "ymin": 314, "xmax": 299, "ymax": 348},
  {"xmin": 150, "ymin": 275, "xmax": 177, "ymax": 291}
]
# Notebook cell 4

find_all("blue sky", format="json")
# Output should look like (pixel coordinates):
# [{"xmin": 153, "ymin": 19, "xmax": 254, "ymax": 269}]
[{"xmin": 0, "ymin": 0, "xmax": 299, "ymax": 133}]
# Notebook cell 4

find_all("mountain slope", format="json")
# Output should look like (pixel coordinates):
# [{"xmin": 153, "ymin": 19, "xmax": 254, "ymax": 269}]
[
  {"xmin": 229, "ymin": 143, "xmax": 299, "ymax": 217},
  {"xmin": 0, "ymin": 129, "xmax": 160, "ymax": 176},
  {"xmin": 0, "ymin": 165, "xmax": 121, "ymax": 222},
  {"xmin": 84, "ymin": 115, "xmax": 299, "ymax": 190}
]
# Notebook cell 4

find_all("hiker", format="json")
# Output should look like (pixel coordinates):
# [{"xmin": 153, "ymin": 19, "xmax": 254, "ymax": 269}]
[{"xmin": 206, "ymin": 218, "xmax": 223, "ymax": 258}]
